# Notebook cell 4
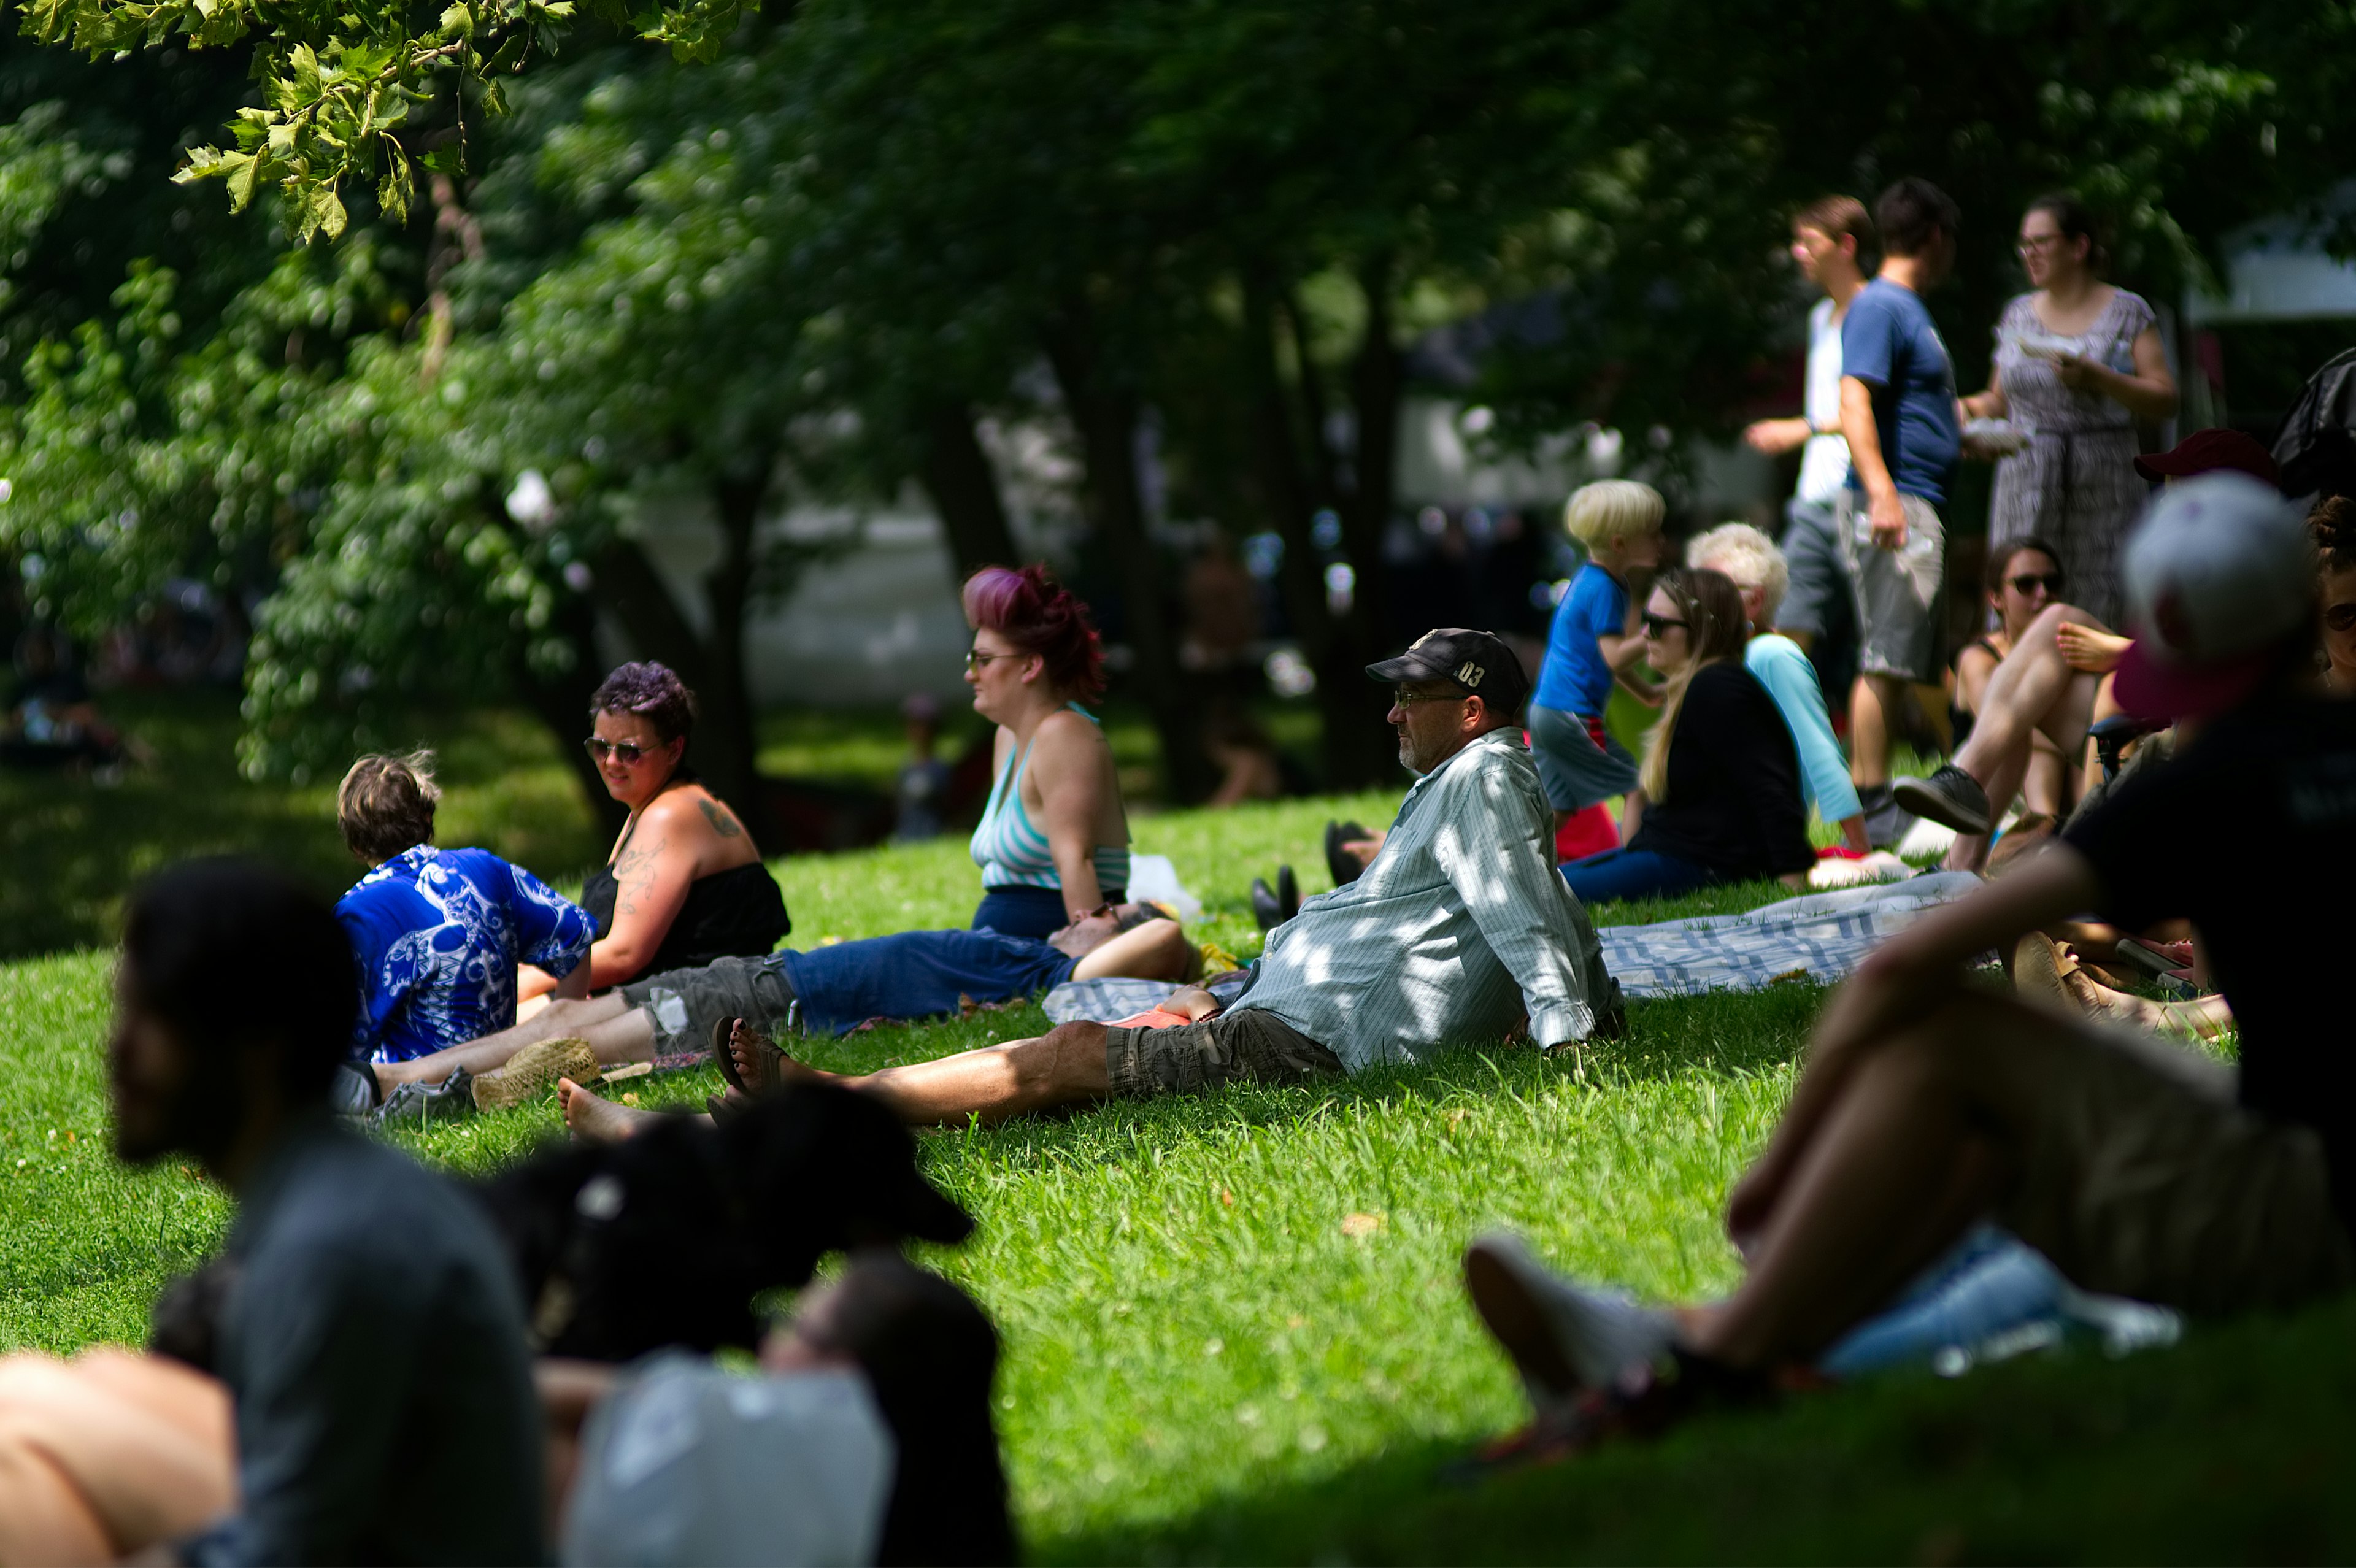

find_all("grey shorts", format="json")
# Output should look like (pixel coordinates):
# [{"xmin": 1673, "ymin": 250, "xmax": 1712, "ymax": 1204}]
[
  {"xmin": 621, "ymin": 956, "xmax": 798, "ymax": 1055},
  {"xmin": 1777, "ymin": 497, "xmax": 1847, "ymax": 637},
  {"xmin": 1103, "ymin": 1008, "xmax": 1345, "ymax": 1096},
  {"xmin": 1836, "ymin": 488, "xmax": 1945, "ymax": 683},
  {"xmin": 1995, "ymin": 1016, "xmax": 2354, "ymax": 1316},
  {"xmin": 1526, "ymin": 704, "xmax": 1640, "ymax": 813}
]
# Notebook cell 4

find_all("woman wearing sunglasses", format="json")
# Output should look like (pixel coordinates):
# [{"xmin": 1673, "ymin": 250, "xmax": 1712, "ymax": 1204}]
[
  {"xmin": 961, "ymin": 564, "xmax": 1131, "ymax": 939},
  {"xmin": 522, "ymin": 661, "xmax": 788, "ymax": 1003},
  {"xmin": 1558, "ymin": 568, "xmax": 1815, "ymax": 905},
  {"xmin": 1950, "ymin": 536, "xmax": 2075, "ymax": 819}
]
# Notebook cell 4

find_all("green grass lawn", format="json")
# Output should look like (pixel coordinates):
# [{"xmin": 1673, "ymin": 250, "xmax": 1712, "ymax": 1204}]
[{"xmin": 4, "ymin": 724, "xmax": 2353, "ymax": 1561}]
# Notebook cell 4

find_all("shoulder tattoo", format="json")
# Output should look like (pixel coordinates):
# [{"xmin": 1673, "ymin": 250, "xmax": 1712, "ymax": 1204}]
[{"xmin": 698, "ymin": 799, "xmax": 743, "ymax": 838}]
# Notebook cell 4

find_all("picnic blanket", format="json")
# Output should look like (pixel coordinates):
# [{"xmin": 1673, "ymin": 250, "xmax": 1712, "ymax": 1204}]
[
  {"xmin": 1596, "ymin": 870, "xmax": 1981, "ymax": 998},
  {"xmin": 1041, "ymin": 872, "xmax": 1982, "ymax": 1024}
]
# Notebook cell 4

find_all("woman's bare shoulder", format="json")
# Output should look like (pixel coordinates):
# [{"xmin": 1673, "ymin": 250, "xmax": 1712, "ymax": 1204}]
[{"xmin": 640, "ymin": 785, "xmax": 744, "ymax": 842}]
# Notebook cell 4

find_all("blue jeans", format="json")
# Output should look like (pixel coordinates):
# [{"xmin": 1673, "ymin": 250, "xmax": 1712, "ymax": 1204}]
[
  {"xmin": 971, "ymin": 884, "xmax": 1125, "ymax": 940},
  {"xmin": 1559, "ymin": 847, "xmax": 1718, "ymax": 904}
]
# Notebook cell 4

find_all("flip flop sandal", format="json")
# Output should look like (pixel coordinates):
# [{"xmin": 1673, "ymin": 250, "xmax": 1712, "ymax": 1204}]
[{"xmin": 710, "ymin": 1017, "xmax": 748, "ymax": 1096}]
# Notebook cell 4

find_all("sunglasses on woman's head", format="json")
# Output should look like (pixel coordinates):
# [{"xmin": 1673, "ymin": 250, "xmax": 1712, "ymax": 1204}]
[
  {"xmin": 1642, "ymin": 612, "xmax": 1690, "ymax": 637},
  {"xmin": 585, "ymin": 737, "xmax": 656, "ymax": 764},
  {"xmin": 2008, "ymin": 573, "xmax": 2065, "ymax": 596},
  {"xmin": 2327, "ymin": 602, "xmax": 2356, "ymax": 634}
]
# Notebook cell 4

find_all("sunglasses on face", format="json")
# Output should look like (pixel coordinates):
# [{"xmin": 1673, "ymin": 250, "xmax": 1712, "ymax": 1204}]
[
  {"xmin": 2327, "ymin": 603, "xmax": 2356, "ymax": 634},
  {"xmin": 585, "ymin": 737, "xmax": 659, "ymax": 765},
  {"xmin": 964, "ymin": 648, "xmax": 1016, "ymax": 672},
  {"xmin": 2008, "ymin": 573, "xmax": 2066, "ymax": 596},
  {"xmin": 1642, "ymin": 613, "xmax": 1690, "ymax": 637}
]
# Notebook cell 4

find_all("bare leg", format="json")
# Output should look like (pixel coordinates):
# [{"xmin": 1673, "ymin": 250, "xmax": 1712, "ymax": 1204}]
[
  {"xmin": 2022, "ymin": 734, "xmax": 2071, "ymax": 819},
  {"xmin": 376, "ymin": 995, "xmax": 653, "ymax": 1094},
  {"xmin": 1684, "ymin": 992, "xmax": 2076, "ymax": 1369},
  {"xmin": 556, "ymin": 1077, "xmax": 686, "ymax": 1143},
  {"xmin": 1952, "ymin": 605, "xmax": 2103, "ymax": 785},
  {"xmin": 1849, "ymin": 674, "xmax": 1903, "ymax": 788},
  {"xmin": 758, "ymin": 1021, "xmax": 1117, "ymax": 1127}
]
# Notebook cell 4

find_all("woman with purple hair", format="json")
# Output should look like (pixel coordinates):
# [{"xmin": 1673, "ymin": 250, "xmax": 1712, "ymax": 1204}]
[
  {"xmin": 521, "ymin": 661, "xmax": 789, "ymax": 1002},
  {"xmin": 961, "ymin": 565, "xmax": 1131, "ymax": 938}
]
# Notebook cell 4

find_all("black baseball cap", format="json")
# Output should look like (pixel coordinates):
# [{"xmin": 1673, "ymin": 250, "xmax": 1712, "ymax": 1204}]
[{"xmin": 1365, "ymin": 628, "xmax": 1530, "ymax": 716}]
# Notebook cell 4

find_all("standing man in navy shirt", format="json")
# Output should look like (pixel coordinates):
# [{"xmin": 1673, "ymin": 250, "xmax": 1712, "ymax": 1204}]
[{"xmin": 1837, "ymin": 177, "xmax": 1963, "ymax": 847}]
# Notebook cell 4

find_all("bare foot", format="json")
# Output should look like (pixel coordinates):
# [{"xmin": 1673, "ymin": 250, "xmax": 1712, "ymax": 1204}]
[
  {"xmin": 727, "ymin": 1018, "xmax": 821, "ymax": 1099},
  {"xmin": 556, "ymin": 1077, "xmax": 661, "ymax": 1144}
]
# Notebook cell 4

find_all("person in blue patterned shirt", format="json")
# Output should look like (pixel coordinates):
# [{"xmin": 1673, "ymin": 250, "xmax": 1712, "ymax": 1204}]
[{"xmin": 333, "ymin": 751, "xmax": 595, "ymax": 1063}]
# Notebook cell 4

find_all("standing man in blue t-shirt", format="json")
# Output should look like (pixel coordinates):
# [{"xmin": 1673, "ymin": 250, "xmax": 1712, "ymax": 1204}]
[{"xmin": 1837, "ymin": 177, "xmax": 1963, "ymax": 847}]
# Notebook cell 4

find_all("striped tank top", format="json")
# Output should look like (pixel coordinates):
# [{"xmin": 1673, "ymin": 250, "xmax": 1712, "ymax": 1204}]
[{"xmin": 969, "ymin": 705, "xmax": 1131, "ymax": 893}]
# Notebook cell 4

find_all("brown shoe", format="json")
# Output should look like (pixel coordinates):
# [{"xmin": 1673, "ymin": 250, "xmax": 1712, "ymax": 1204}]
[{"xmin": 474, "ymin": 1036, "xmax": 599, "ymax": 1112}]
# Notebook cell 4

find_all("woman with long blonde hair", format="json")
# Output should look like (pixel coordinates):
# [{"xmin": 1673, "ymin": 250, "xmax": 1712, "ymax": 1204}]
[{"xmin": 1560, "ymin": 567, "xmax": 1816, "ymax": 904}]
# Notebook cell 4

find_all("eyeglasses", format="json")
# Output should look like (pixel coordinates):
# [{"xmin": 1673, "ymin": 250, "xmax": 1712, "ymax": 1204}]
[
  {"xmin": 2008, "ymin": 573, "xmax": 2066, "ymax": 596},
  {"xmin": 964, "ymin": 649, "xmax": 1014, "ymax": 672},
  {"xmin": 2015, "ymin": 233, "xmax": 2064, "ymax": 255},
  {"xmin": 1392, "ymin": 688, "xmax": 1468, "ymax": 708},
  {"xmin": 2327, "ymin": 603, "xmax": 2356, "ymax": 633},
  {"xmin": 585, "ymin": 737, "xmax": 657, "ymax": 765},
  {"xmin": 1642, "ymin": 613, "xmax": 1690, "ymax": 637}
]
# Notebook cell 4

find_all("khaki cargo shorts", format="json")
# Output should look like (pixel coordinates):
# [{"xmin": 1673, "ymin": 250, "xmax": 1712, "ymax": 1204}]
[
  {"xmin": 1837, "ymin": 488, "xmax": 1945, "ymax": 683},
  {"xmin": 1995, "ymin": 1017, "xmax": 2354, "ymax": 1316},
  {"xmin": 1103, "ymin": 1008, "xmax": 1344, "ymax": 1097}
]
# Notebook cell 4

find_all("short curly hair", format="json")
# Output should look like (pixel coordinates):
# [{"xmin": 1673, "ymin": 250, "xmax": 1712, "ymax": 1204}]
[
  {"xmin": 590, "ymin": 661, "xmax": 698, "ymax": 743},
  {"xmin": 337, "ymin": 750, "xmax": 440, "ymax": 864},
  {"xmin": 961, "ymin": 564, "xmax": 1107, "ymax": 701}
]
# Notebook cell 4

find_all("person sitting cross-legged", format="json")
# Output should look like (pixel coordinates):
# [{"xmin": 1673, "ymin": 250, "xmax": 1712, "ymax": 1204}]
[
  {"xmin": 374, "ymin": 900, "xmax": 1202, "ymax": 1104},
  {"xmin": 564, "ymin": 629, "xmax": 1619, "ymax": 1139},
  {"xmin": 1461, "ymin": 475, "xmax": 2356, "ymax": 1443}
]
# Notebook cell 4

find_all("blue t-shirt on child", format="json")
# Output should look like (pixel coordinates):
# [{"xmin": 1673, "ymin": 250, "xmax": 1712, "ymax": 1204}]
[
  {"xmin": 1841, "ymin": 278, "xmax": 1960, "ymax": 506},
  {"xmin": 1532, "ymin": 561, "xmax": 1628, "ymax": 716},
  {"xmin": 772, "ymin": 929, "xmax": 1077, "ymax": 1036},
  {"xmin": 338, "ymin": 845, "xmax": 596, "ymax": 1064}
]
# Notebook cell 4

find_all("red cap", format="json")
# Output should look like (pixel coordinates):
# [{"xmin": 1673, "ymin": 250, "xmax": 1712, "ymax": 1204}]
[{"xmin": 2133, "ymin": 428, "xmax": 2280, "ymax": 487}]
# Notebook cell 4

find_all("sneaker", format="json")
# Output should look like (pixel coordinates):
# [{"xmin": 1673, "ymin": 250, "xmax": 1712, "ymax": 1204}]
[
  {"xmin": 376, "ymin": 1067, "xmax": 475, "ymax": 1127},
  {"xmin": 1463, "ymin": 1234, "xmax": 1675, "ymax": 1409},
  {"xmin": 473, "ymin": 1037, "xmax": 599, "ymax": 1112},
  {"xmin": 1892, "ymin": 765, "xmax": 1992, "ymax": 836}
]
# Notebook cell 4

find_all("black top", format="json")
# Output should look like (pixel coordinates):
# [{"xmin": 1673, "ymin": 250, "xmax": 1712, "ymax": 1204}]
[
  {"xmin": 2065, "ymin": 690, "xmax": 2356, "ymax": 1221},
  {"xmin": 1628, "ymin": 662, "xmax": 1815, "ymax": 879},
  {"xmin": 581, "ymin": 859, "xmax": 791, "ymax": 982}
]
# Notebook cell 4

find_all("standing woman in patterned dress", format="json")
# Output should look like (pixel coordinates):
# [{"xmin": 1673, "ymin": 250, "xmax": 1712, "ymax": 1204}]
[{"xmin": 1957, "ymin": 194, "xmax": 2178, "ymax": 626}]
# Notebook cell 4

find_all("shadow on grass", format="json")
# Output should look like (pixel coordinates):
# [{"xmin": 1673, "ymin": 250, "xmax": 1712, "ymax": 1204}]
[{"xmin": 1047, "ymin": 1293, "xmax": 2356, "ymax": 1566}]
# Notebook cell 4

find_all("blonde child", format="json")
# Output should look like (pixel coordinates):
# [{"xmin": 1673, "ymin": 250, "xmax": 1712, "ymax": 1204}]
[{"xmin": 1529, "ymin": 480, "xmax": 1665, "ymax": 851}]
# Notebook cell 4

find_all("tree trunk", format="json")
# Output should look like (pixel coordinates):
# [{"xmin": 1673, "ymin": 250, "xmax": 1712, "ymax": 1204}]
[
  {"xmin": 512, "ymin": 580, "xmax": 629, "ymax": 841},
  {"xmin": 701, "ymin": 461, "xmax": 781, "ymax": 846},
  {"xmin": 1244, "ymin": 273, "xmax": 1391, "ymax": 788},
  {"xmin": 1040, "ymin": 309, "xmax": 1214, "ymax": 804},
  {"xmin": 918, "ymin": 403, "xmax": 1020, "ymax": 579},
  {"xmin": 590, "ymin": 536, "xmax": 717, "ymax": 696}
]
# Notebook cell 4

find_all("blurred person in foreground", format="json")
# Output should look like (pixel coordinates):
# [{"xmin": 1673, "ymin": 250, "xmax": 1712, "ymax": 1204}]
[
  {"xmin": 1837, "ymin": 177, "xmax": 1964, "ymax": 847},
  {"xmin": 572, "ymin": 631, "xmax": 1619, "ymax": 1134},
  {"xmin": 1464, "ymin": 475, "xmax": 2354, "ymax": 1446},
  {"xmin": 962, "ymin": 564, "xmax": 1134, "ymax": 938},
  {"xmin": 334, "ymin": 750, "xmax": 596, "ymax": 1082},
  {"xmin": 111, "ymin": 859, "xmax": 542, "ymax": 1564},
  {"xmin": 1744, "ymin": 194, "xmax": 1873, "ymax": 702}
]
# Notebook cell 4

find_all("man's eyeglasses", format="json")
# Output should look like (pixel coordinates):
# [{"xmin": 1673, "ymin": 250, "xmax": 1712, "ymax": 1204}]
[
  {"xmin": 1642, "ymin": 612, "xmax": 1690, "ymax": 637},
  {"xmin": 585, "ymin": 737, "xmax": 655, "ymax": 765},
  {"xmin": 964, "ymin": 649, "xmax": 1014, "ymax": 672},
  {"xmin": 2008, "ymin": 573, "xmax": 2066, "ymax": 596},
  {"xmin": 2327, "ymin": 602, "xmax": 2356, "ymax": 634}
]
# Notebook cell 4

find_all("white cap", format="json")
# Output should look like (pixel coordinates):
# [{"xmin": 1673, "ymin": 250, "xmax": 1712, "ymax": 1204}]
[{"xmin": 2114, "ymin": 472, "xmax": 2310, "ymax": 720}]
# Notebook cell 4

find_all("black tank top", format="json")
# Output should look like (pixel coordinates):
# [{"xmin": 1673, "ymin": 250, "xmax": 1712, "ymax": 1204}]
[{"xmin": 580, "ymin": 860, "xmax": 791, "ymax": 982}]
